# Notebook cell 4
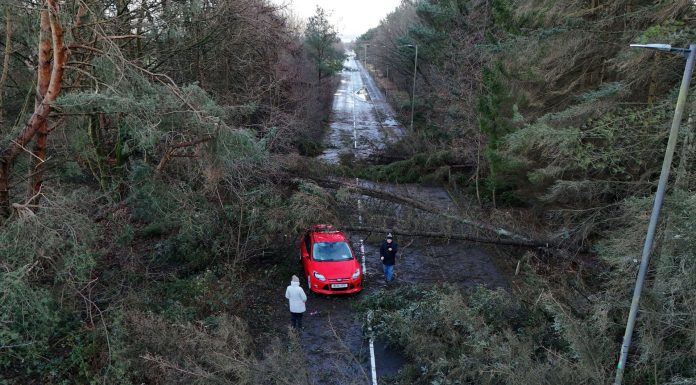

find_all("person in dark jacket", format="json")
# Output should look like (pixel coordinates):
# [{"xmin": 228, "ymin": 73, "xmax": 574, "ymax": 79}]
[{"xmin": 380, "ymin": 233, "xmax": 398, "ymax": 284}]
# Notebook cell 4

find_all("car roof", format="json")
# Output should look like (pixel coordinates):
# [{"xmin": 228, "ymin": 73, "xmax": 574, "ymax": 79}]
[{"xmin": 311, "ymin": 231, "xmax": 347, "ymax": 243}]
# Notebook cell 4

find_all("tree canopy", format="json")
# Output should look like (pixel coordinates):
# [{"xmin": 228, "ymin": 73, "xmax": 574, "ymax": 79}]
[{"xmin": 304, "ymin": 6, "xmax": 345, "ymax": 83}]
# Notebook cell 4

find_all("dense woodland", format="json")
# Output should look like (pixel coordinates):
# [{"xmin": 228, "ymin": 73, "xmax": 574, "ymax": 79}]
[
  {"xmin": 356, "ymin": 1, "xmax": 696, "ymax": 384},
  {"xmin": 1, "ymin": 0, "xmax": 696, "ymax": 384},
  {"xmin": 0, "ymin": 0, "xmax": 344, "ymax": 382}
]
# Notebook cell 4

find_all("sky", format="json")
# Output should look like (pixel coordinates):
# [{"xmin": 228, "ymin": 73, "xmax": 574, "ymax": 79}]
[{"xmin": 274, "ymin": 0, "xmax": 402, "ymax": 42}]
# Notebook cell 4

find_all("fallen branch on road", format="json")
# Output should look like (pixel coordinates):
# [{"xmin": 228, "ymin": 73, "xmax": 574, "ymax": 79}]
[
  {"xmin": 344, "ymin": 225, "xmax": 568, "ymax": 250},
  {"xmin": 309, "ymin": 177, "xmax": 531, "ymax": 241},
  {"xmin": 306, "ymin": 177, "xmax": 590, "ymax": 253}
]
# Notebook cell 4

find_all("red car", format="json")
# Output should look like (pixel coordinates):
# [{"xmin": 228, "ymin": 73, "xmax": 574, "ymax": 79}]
[{"xmin": 299, "ymin": 224, "xmax": 363, "ymax": 295}]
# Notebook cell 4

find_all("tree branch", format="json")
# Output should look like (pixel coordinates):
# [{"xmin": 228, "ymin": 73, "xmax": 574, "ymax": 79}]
[
  {"xmin": 0, "ymin": 8, "xmax": 13, "ymax": 122},
  {"xmin": 309, "ymin": 177, "xmax": 531, "ymax": 241},
  {"xmin": 155, "ymin": 135, "xmax": 215, "ymax": 173},
  {"xmin": 343, "ymin": 225, "xmax": 576, "ymax": 250}
]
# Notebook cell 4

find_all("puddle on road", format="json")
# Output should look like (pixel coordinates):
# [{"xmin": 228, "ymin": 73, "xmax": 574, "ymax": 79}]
[
  {"xmin": 382, "ymin": 117, "xmax": 399, "ymax": 127},
  {"xmin": 319, "ymin": 57, "xmax": 405, "ymax": 165}
]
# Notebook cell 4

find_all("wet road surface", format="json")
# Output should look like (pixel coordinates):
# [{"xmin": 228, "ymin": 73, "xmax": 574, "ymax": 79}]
[
  {"xmin": 304, "ymin": 52, "xmax": 509, "ymax": 385},
  {"xmin": 319, "ymin": 55, "xmax": 404, "ymax": 164}
]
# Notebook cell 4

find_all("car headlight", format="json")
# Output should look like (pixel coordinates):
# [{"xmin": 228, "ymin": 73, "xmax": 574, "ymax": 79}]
[
  {"xmin": 313, "ymin": 271, "xmax": 326, "ymax": 282},
  {"xmin": 352, "ymin": 269, "xmax": 361, "ymax": 280}
]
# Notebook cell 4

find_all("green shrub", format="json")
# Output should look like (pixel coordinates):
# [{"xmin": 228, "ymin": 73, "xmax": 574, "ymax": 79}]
[
  {"xmin": 361, "ymin": 284, "xmax": 613, "ymax": 385},
  {"xmin": 0, "ymin": 190, "xmax": 98, "ymax": 382},
  {"xmin": 358, "ymin": 151, "xmax": 456, "ymax": 184},
  {"xmin": 115, "ymin": 311, "xmax": 309, "ymax": 385},
  {"xmin": 297, "ymin": 135, "xmax": 324, "ymax": 157}
]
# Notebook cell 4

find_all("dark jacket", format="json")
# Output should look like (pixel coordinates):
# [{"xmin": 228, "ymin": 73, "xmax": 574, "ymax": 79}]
[{"xmin": 380, "ymin": 240, "xmax": 398, "ymax": 265}]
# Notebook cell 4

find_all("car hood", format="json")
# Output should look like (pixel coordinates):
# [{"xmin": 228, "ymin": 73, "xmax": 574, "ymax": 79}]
[{"xmin": 314, "ymin": 259, "xmax": 359, "ymax": 279}]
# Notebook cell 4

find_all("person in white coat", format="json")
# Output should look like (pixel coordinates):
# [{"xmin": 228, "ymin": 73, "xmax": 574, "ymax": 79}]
[{"xmin": 285, "ymin": 275, "xmax": 307, "ymax": 330}]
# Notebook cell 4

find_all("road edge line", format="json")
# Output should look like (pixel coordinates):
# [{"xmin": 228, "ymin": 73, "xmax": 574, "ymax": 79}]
[{"xmin": 367, "ymin": 310, "xmax": 378, "ymax": 385}]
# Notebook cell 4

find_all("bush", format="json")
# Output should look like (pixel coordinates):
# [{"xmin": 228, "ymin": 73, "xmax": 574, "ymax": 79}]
[
  {"xmin": 297, "ymin": 135, "xmax": 324, "ymax": 157},
  {"xmin": 361, "ymin": 284, "xmax": 613, "ymax": 385},
  {"xmin": 116, "ymin": 311, "xmax": 309, "ymax": 385},
  {"xmin": 0, "ymin": 189, "xmax": 98, "ymax": 382},
  {"xmin": 358, "ymin": 151, "xmax": 457, "ymax": 184}
]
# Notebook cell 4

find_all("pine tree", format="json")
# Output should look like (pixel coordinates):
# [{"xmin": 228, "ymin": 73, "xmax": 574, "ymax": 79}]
[{"xmin": 304, "ymin": 6, "xmax": 344, "ymax": 85}]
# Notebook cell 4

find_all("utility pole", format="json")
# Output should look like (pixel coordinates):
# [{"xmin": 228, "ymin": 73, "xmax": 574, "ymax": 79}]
[
  {"xmin": 409, "ymin": 44, "xmax": 418, "ymax": 131},
  {"xmin": 398, "ymin": 44, "xmax": 418, "ymax": 131},
  {"xmin": 613, "ymin": 43, "xmax": 696, "ymax": 385},
  {"xmin": 363, "ymin": 44, "xmax": 368, "ymax": 67}
]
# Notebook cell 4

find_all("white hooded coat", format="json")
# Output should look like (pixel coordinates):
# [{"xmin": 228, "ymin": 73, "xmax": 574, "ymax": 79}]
[{"xmin": 285, "ymin": 281, "xmax": 307, "ymax": 313}]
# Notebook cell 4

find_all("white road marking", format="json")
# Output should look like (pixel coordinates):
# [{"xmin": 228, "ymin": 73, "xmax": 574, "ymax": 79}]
[
  {"xmin": 360, "ymin": 239, "xmax": 366, "ymax": 276},
  {"xmin": 352, "ymin": 57, "xmax": 377, "ymax": 385},
  {"xmin": 368, "ymin": 310, "xmax": 378, "ymax": 385}
]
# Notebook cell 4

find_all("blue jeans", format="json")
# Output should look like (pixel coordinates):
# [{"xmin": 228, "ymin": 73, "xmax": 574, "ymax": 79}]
[{"xmin": 383, "ymin": 264, "xmax": 394, "ymax": 283}]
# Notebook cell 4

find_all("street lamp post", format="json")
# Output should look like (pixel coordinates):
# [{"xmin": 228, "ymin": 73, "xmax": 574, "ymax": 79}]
[
  {"xmin": 401, "ymin": 44, "xmax": 418, "ymax": 131},
  {"xmin": 613, "ymin": 43, "xmax": 695, "ymax": 385},
  {"xmin": 363, "ymin": 44, "xmax": 369, "ymax": 67}
]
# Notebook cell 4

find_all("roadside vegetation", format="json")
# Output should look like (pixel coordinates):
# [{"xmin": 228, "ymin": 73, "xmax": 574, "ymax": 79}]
[
  {"xmin": 2, "ymin": 0, "xmax": 696, "ymax": 383},
  {"xmin": 0, "ymin": 1, "xmax": 342, "ymax": 383},
  {"xmin": 354, "ymin": 1, "xmax": 696, "ymax": 384}
]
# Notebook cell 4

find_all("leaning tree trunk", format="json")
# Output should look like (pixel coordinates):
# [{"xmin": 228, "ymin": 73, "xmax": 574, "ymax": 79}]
[
  {"xmin": 309, "ymin": 177, "xmax": 532, "ymax": 241},
  {"xmin": 342, "ymin": 225, "xmax": 588, "ymax": 251},
  {"xmin": 0, "ymin": 8, "xmax": 13, "ymax": 123},
  {"xmin": 30, "ymin": 1, "xmax": 67, "ymax": 203},
  {"xmin": 307, "ymin": 177, "xmax": 590, "ymax": 253},
  {"xmin": 0, "ymin": 0, "xmax": 67, "ymax": 218},
  {"xmin": 27, "ymin": 10, "xmax": 52, "ymax": 203}
]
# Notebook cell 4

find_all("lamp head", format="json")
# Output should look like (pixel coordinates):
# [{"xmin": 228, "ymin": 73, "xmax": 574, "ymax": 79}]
[
  {"xmin": 630, "ymin": 43, "xmax": 672, "ymax": 52},
  {"xmin": 630, "ymin": 43, "xmax": 691, "ymax": 55}
]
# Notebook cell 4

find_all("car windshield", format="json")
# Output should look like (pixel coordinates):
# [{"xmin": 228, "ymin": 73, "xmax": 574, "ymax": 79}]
[{"xmin": 312, "ymin": 242, "xmax": 353, "ymax": 262}]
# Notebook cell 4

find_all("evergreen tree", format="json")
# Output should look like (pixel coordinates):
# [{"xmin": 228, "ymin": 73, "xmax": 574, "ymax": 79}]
[{"xmin": 304, "ymin": 6, "xmax": 344, "ymax": 84}]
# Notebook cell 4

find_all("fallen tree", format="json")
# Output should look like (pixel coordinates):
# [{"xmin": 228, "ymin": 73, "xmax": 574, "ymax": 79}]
[
  {"xmin": 307, "ymin": 177, "xmax": 589, "ymax": 253},
  {"xmin": 309, "ymin": 178, "xmax": 531, "ymax": 239},
  {"xmin": 344, "ymin": 225, "xmax": 566, "ymax": 250}
]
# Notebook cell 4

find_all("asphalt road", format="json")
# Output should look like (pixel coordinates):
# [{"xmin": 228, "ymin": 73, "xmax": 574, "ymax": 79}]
[
  {"xmin": 318, "ymin": 54, "xmax": 404, "ymax": 164},
  {"xmin": 303, "ymin": 51, "xmax": 508, "ymax": 385}
]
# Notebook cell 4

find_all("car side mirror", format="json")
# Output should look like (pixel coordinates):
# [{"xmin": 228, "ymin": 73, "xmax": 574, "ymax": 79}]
[{"xmin": 302, "ymin": 252, "xmax": 309, "ymax": 259}]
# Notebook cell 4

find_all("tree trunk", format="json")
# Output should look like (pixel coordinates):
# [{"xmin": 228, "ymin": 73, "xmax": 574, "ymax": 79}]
[
  {"xmin": 0, "ymin": 8, "xmax": 13, "ymax": 124},
  {"xmin": 674, "ymin": 113, "xmax": 694, "ymax": 190},
  {"xmin": 0, "ymin": 161, "xmax": 8, "ymax": 218},
  {"xmin": 155, "ymin": 135, "xmax": 215, "ymax": 173},
  {"xmin": 343, "ymin": 225, "xmax": 584, "ymax": 250},
  {"xmin": 309, "ymin": 177, "xmax": 531, "ymax": 241},
  {"xmin": 0, "ymin": 1, "xmax": 68, "ymax": 217},
  {"xmin": 648, "ymin": 53, "xmax": 659, "ymax": 105},
  {"xmin": 27, "ymin": 11, "xmax": 52, "ymax": 203},
  {"xmin": 28, "ymin": 4, "xmax": 67, "ymax": 205}
]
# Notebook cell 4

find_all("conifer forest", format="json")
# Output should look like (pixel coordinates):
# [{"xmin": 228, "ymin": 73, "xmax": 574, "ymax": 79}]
[{"xmin": 1, "ymin": 0, "xmax": 695, "ymax": 384}]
